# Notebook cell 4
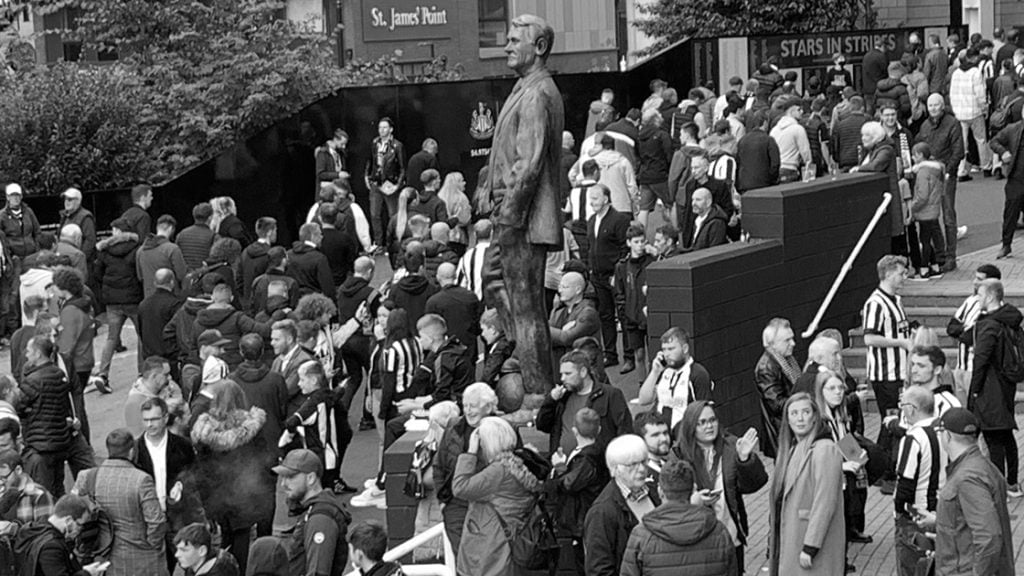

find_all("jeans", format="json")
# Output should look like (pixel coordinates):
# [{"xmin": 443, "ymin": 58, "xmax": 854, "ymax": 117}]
[
  {"xmin": 941, "ymin": 175, "xmax": 958, "ymax": 262},
  {"xmin": 958, "ymin": 115, "xmax": 992, "ymax": 175},
  {"xmin": 369, "ymin": 184, "xmax": 399, "ymax": 247},
  {"xmin": 93, "ymin": 304, "xmax": 141, "ymax": 378},
  {"xmin": 1002, "ymin": 182, "xmax": 1024, "ymax": 248},
  {"xmin": 917, "ymin": 220, "xmax": 945, "ymax": 267}
]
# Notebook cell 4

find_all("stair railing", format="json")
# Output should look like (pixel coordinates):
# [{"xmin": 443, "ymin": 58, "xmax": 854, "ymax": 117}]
[
  {"xmin": 372, "ymin": 522, "xmax": 454, "ymax": 576},
  {"xmin": 801, "ymin": 192, "xmax": 892, "ymax": 339}
]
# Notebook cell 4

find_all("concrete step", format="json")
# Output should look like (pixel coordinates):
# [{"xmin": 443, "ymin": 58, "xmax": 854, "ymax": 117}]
[
  {"xmin": 841, "ymin": 346, "xmax": 957, "ymax": 370},
  {"xmin": 847, "ymin": 327, "xmax": 959, "ymax": 349},
  {"xmin": 846, "ymin": 368, "xmax": 1024, "ymax": 413}
]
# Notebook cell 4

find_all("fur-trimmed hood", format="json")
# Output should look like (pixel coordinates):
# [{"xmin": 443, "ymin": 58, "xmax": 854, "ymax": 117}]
[{"xmin": 191, "ymin": 406, "xmax": 266, "ymax": 452}]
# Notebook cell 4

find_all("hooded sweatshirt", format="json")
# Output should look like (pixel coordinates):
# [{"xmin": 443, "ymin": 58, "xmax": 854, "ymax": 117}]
[
  {"xmin": 136, "ymin": 234, "xmax": 187, "ymax": 297},
  {"xmin": 911, "ymin": 160, "xmax": 946, "ymax": 221},
  {"xmin": 19, "ymin": 268, "xmax": 53, "ymax": 326},
  {"xmin": 637, "ymin": 124, "xmax": 673, "ymax": 185},
  {"xmin": 14, "ymin": 520, "xmax": 82, "ymax": 576},
  {"xmin": 167, "ymin": 295, "xmax": 213, "ymax": 365},
  {"xmin": 58, "ymin": 295, "xmax": 95, "ymax": 373},
  {"xmin": 620, "ymin": 500, "xmax": 738, "ymax": 576},
  {"xmin": 949, "ymin": 61, "xmax": 987, "ymax": 120},
  {"xmin": 592, "ymin": 149, "xmax": 639, "ymax": 213},
  {"xmin": 96, "ymin": 233, "xmax": 143, "ymax": 305},
  {"xmin": 240, "ymin": 240, "xmax": 271, "ymax": 307},
  {"xmin": 336, "ymin": 276, "xmax": 377, "ymax": 322},
  {"xmin": 286, "ymin": 242, "xmax": 334, "ymax": 297},
  {"xmin": 388, "ymin": 274, "xmax": 439, "ymax": 329},
  {"xmin": 769, "ymin": 115, "xmax": 812, "ymax": 172},
  {"xmin": 193, "ymin": 306, "xmax": 271, "ymax": 369}
]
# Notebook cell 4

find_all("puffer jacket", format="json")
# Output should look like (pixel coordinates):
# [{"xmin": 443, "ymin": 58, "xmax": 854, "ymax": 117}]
[
  {"xmin": 94, "ymin": 233, "xmax": 142, "ymax": 306},
  {"xmin": 915, "ymin": 110, "xmax": 965, "ymax": 176},
  {"xmin": 175, "ymin": 223, "xmax": 214, "ymax": 271},
  {"xmin": 874, "ymin": 77, "xmax": 912, "ymax": 120},
  {"xmin": 192, "ymin": 306, "xmax": 272, "ymax": 369},
  {"xmin": 453, "ymin": 451, "xmax": 543, "ymax": 576},
  {"xmin": 0, "ymin": 204, "xmax": 40, "ymax": 259},
  {"xmin": 190, "ymin": 407, "xmax": 275, "ymax": 529},
  {"xmin": 19, "ymin": 360, "xmax": 74, "ymax": 451},
  {"xmin": 620, "ymin": 500, "xmax": 738, "ymax": 576},
  {"xmin": 591, "ymin": 149, "xmax": 638, "ymax": 214}
]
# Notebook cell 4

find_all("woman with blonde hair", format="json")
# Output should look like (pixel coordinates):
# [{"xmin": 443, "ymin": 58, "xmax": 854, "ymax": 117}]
[
  {"xmin": 768, "ymin": 392, "xmax": 845, "ymax": 576},
  {"xmin": 210, "ymin": 196, "xmax": 252, "ymax": 245},
  {"xmin": 438, "ymin": 172, "xmax": 472, "ymax": 253},
  {"xmin": 190, "ymin": 379, "xmax": 273, "ymax": 573},
  {"xmin": 453, "ymin": 416, "xmax": 543, "ymax": 576},
  {"xmin": 410, "ymin": 400, "xmax": 462, "ymax": 560}
]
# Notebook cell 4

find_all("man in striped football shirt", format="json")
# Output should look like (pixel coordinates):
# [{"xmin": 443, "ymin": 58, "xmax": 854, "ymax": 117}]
[
  {"xmin": 863, "ymin": 255, "xmax": 913, "ymax": 489},
  {"xmin": 946, "ymin": 263, "xmax": 1001, "ymax": 372}
]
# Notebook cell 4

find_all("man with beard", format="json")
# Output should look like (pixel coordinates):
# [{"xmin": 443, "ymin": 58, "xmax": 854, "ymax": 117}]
[
  {"xmin": 537, "ymin": 349, "xmax": 632, "ymax": 455},
  {"xmin": 633, "ymin": 410, "xmax": 670, "ymax": 485},
  {"xmin": 637, "ymin": 327, "xmax": 714, "ymax": 429},
  {"xmin": 247, "ymin": 449, "xmax": 351, "ymax": 576},
  {"xmin": 14, "ymin": 494, "xmax": 104, "ymax": 576}
]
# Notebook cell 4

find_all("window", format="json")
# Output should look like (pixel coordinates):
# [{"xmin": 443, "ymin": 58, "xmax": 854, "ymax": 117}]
[{"xmin": 478, "ymin": 0, "xmax": 507, "ymax": 49}]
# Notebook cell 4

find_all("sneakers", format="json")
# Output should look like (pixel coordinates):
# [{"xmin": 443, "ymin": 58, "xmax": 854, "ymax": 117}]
[
  {"xmin": 1008, "ymin": 483, "xmax": 1023, "ymax": 498},
  {"xmin": 350, "ymin": 485, "xmax": 387, "ymax": 509},
  {"xmin": 89, "ymin": 375, "xmax": 112, "ymax": 395}
]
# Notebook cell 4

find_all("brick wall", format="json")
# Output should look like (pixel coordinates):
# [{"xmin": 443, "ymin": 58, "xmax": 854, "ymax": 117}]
[{"xmin": 645, "ymin": 173, "xmax": 891, "ymax": 434}]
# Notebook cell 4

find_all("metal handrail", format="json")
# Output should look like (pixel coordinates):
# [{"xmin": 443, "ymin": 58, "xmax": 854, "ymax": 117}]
[
  {"xmin": 801, "ymin": 192, "xmax": 893, "ymax": 339},
  {"xmin": 375, "ymin": 522, "xmax": 454, "ymax": 576}
]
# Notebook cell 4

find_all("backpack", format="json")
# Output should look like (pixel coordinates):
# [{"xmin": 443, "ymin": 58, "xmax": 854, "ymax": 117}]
[
  {"xmin": 74, "ymin": 469, "xmax": 114, "ymax": 562},
  {"xmin": 997, "ymin": 323, "xmax": 1024, "ymax": 382},
  {"xmin": 491, "ymin": 494, "xmax": 561, "ymax": 572},
  {"xmin": 989, "ymin": 92, "xmax": 1022, "ymax": 131},
  {"xmin": 181, "ymin": 262, "xmax": 226, "ymax": 298}
]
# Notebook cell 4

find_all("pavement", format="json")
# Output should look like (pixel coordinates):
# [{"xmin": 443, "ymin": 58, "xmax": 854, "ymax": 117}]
[{"xmin": 5, "ymin": 171, "xmax": 1024, "ymax": 574}]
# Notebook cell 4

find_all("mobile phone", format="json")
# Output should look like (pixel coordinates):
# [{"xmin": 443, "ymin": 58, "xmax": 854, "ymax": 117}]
[{"xmin": 706, "ymin": 489, "xmax": 722, "ymax": 497}]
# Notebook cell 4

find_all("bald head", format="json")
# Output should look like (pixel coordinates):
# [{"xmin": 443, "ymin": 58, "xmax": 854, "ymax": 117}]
[
  {"xmin": 154, "ymin": 268, "xmax": 175, "ymax": 290},
  {"xmin": 808, "ymin": 336, "xmax": 841, "ymax": 372},
  {"xmin": 437, "ymin": 262, "xmax": 457, "ymax": 286},
  {"xmin": 692, "ymin": 187, "xmax": 713, "ymax": 215},
  {"xmin": 558, "ymin": 271, "xmax": 586, "ymax": 304},
  {"xmin": 430, "ymin": 222, "xmax": 450, "ymax": 243},
  {"xmin": 562, "ymin": 131, "xmax": 575, "ymax": 150},
  {"xmin": 927, "ymin": 93, "xmax": 945, "ymax": 118},
  {"xmin": 353, "ymin": 256, "xmax": 375, "ymax": 279}
]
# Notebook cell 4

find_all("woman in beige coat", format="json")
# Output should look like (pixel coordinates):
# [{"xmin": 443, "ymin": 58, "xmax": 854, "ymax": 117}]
[
  {"xmin": 769, "ymin": 392, "xmax": 845, "ymax": 576},
  {"xmin": 452, "ymin": 416, "xmax": 542, "ymax": 576}
]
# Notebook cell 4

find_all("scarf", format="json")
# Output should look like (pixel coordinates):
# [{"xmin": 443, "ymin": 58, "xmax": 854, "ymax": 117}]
[{"xmin": 768, "ymin": 348, "xmax": 802, "ymax": 386}]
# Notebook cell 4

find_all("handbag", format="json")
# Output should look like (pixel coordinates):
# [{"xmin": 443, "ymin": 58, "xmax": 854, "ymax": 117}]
[
  {"xmin": 489, "ymin": 494, "xmax": 560, "ymax": 573},
  {"xmin": 403, "ymin": 441, "xmax": 437, "ymax": 499},
  {"xmin": 853, "ymin": 432, "xmax": 890, "ymax": 486}
]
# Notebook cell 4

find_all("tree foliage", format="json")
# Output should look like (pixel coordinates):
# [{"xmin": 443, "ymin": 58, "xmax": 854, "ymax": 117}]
[
  {"xmin": 0, "ymin": 62, "xmax": 161, "ymax": 192},
  {"xmin": 635, "ymin": 0, "xmax": 864, "ymax": 55},
  {"xmin": 0, "ymin": 0, "xmax": 464, "ymax": 194}
]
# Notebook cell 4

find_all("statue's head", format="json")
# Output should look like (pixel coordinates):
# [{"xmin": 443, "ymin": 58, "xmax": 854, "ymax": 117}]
[{"xmin": 505, "ymin": 14, "xmax": 554, "ymax": 75}]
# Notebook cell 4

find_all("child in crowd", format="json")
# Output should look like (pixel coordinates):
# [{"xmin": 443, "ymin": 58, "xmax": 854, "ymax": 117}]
[
  {"xmin": 549, "ymin": 407, "xmax": 610, "ymax": 576},
  {"xmin": 348, "ymin": 520, "xmax": 405, "ymax": 576},
  {"xmin": 479, "ymin": 308, "xmax": 513, "ymax": 387},
  {"xmin": 281, "ymin": 360, "xmax": 344, "ymax": 490},
  {"xmin": 613, "ymin": 224, "xmax": 655, "ymax": 378},
  {"xmin": 910, "ymin": 142, "xmax": 946, "ymax": 279}
]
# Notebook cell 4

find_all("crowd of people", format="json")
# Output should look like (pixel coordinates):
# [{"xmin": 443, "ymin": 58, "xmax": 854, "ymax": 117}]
[{"xmin": 0, "ymin": 24, "xmax": 1019, "ymax": 576}]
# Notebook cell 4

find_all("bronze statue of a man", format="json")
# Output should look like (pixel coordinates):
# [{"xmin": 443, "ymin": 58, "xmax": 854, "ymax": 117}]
[{"xmin": 482, "ymin": 14, "xmax": 564, "ymax": 394}]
